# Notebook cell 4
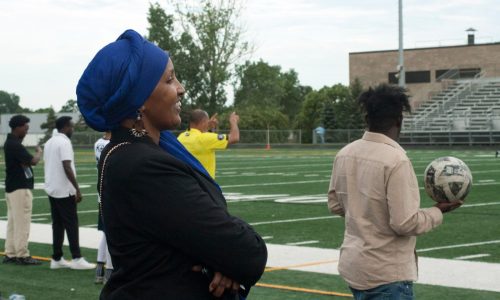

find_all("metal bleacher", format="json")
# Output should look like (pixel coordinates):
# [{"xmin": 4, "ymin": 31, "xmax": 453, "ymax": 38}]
[{"xmin": 400, "ymin": 77, "xmax": 500, "ymax": 145}]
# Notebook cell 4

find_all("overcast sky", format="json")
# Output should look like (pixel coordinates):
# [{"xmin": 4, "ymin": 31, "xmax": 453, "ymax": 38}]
[{"xmin": 1, "ymin": 0, "xmax": 499, "ymax": 111}]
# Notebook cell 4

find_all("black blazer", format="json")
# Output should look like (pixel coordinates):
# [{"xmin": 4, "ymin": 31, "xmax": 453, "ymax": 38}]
[{"xmin": 99, "ymin": 128, "xmax": 267, "ymax": 300}]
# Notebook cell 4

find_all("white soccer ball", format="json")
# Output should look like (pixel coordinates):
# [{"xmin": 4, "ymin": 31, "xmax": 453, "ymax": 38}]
[{"xmin": 423, "ymin": 156, "xmax": 472, "ymax": 203}]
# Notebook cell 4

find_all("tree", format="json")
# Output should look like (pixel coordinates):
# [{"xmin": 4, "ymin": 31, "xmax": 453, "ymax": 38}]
[
  {"xmin": 0, "ymin": 90, "xmax": 23, "ymax": 113},
  {"xmin": 147, "ymin": 3, "xmax": 203, "ymax": 111},
  {"xmin": 321, "ymin": 100, "xmax": 335, "ymax": 129},
  {"xmin": 330, "ymin": 78, "xmax": 364, "ymax": 130},
  {"xmin": 295, "ymin": 84, "xmax": 351, "ymax": 142},
  {"xmin": 233, "ymin": 60, "xmax": 310, "ymax": 126},
  {"xmin": 280, "ymin": 71, "xmax": 312, "ymax": 119},
  {"xmin": 235, "ymin": 106, "xmax": 289, "ymax": 130},
  {"xmin": 234, "ymin": 60, "xmax": 284, "ymax": 109},
  {"xmin": 39, "ymin": 107, "xmax": 57, "ymax": 145},
  {"xmin": 33, "ymin": 107, "xmax": 54, "ymax": 113},
  {"xmin": 147, "ymin": 1, "xmax": 251, "ymax": 114},
  {"xmin": 350, "ymin": 77, "xmax": 364, "ymax": 103},
  {"xmin": 59, "ymin": 99, "xmax": 79, "ymax": 113}
]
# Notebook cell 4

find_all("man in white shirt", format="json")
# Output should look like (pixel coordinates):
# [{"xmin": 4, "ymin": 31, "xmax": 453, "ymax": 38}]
[{"xmin": 43, "ymin": 116, "xmax": 94, "ymax": 270}]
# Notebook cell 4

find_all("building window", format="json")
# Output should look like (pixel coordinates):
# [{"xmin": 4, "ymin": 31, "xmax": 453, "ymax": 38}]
[
  {"xmin": 436, "ymin": 68, "xmax": 481, "ymax": 81},
  {"xmin": 459, "ymin": 68, "xmax": 481, "ymax": 78},
  {"xmin": 388, "ymin": 70, "xmax": 431, "ymax": 84}
]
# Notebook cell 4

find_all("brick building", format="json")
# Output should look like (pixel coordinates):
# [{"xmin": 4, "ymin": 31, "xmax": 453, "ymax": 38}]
[{"xmin": 349, "ymin": 41, "xmax": 500, "ymax": 108}]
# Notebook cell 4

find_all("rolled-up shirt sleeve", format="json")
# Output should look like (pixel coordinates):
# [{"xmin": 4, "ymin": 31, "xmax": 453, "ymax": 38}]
[
  {"xmin": 328, "ymin": 159, "xmax": 345, "ymax": 216},
  {"xmin": 387, "ymin": 160, "xmax": 443, "ymax": 236}
]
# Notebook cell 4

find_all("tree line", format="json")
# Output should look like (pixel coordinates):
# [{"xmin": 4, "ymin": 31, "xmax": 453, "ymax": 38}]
[{"xmin": 1, "ymin": 0, "xmax": 366, "ymax": 143}]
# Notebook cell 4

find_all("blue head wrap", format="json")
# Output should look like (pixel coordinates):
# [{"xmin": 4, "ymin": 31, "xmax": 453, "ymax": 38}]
[
  {"xmin": 77, "ymin": 29, "xmax": 218, "ymax": 187},
  {"xmin": 76, "ymin": 29, "xmax": 168, "ymax": 131}
]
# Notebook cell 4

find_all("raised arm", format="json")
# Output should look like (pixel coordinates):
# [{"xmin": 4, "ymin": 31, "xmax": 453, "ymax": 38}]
[{"xmin": 227, "ymin": 112, "xmax": 240, "ymax": 145}]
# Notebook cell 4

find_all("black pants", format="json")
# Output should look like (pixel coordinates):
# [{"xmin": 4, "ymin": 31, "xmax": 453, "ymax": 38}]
[{"xmin": 48, "ymin": 195, "xmax": 81, "ymax": 260}]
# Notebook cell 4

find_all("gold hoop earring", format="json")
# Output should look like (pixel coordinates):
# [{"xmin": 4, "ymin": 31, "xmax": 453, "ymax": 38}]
[{"xmin": 130, "ymin": 111, "xmax": 148, "ymax": 137}]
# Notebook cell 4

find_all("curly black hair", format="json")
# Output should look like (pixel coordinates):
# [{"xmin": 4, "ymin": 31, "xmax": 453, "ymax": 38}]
[
  {"xmin": 358, "ymin": 84, "xmax": 411, "ymax": 133},
  {"xmin": 9, "ymin": 115, "xmax": 30, "ymax": 129},
  {"xmin": 55, "ymin": 116, "xmax": 73, "ymax": 131}
]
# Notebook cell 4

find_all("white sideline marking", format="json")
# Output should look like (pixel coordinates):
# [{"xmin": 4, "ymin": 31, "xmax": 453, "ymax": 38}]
[
  {"xmin": 286, "ymin": 240, "xmax": 319, "ymax": 246},
  {"xmin": 0, "ymin": 209, "xmax": 99, "ymax": 220},
  {"xmin": 262, "ymin": 236, "xmax": 274, "ymax": 240},
  {"xmin": 462, "ymin": 201, "xmax": 500, "ymax": 208},
  {"xmin": 304, "ymin": 174, "xmax": 319, "ymax": 177},
  {"xmin": 221, "ymin": 179, "xmax": 329, "ymax": 189},
  {"xmin": 250, "ymin": 215, "xmax": 339, "ymax": 226},
  {"xmin": 478, "ymin": 179, "xmax": 495, "ymax": 183},
  {"xmin": 454, "ymin": 254, "xmax": 491, "ymax": 260},
  {"xmin": 265, "ymin": 243, "xmax": 500, "ymax": 292},
  {"xmin": 0, "ymin": 223, "xmax": 499, "ymax": 292},
  {"xmin": 275, "ymin": 194, "xmax": 326, "ymax": 204},
  {"xmin": 30, "ymin": 218, "xmax": 48, "ymax": 222},
  {"xmin": 0, "ymin": 192, "xmax": 99, "ymax": 202},
  {"xmin": 241, "ymin": 172, "xmax": 256, "ymax": 176},
  {"xmin": 218, "ymin": 163, "xmax": 330, "ymax": 171},
  {"xmin": 225, "ymin": 193, "xmax": 290, "ymax": 203},
  {"xmin": 417, "ymin": 240, "xmax": 500, "ymax": 253}
]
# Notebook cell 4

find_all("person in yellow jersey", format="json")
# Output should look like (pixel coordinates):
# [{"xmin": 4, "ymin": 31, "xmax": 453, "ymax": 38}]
[{"xmin": 178, "ymin": 109, "xmax": 240, "ymax": 179}]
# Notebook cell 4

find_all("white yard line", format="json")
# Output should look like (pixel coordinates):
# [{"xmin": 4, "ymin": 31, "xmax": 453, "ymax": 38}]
[
  {"xmin": 462, "ymin": 201, "xmax": 500, "ymax": 208},
  {"xmin": 30, "ymin": 218, "xmax": 48, "ymax": 222},
  {"xmin": 0, "ymin": 222, "xmax": 499, "ymax": 292},
  {"xmin": 0, "ymin": 209, "xmax": 99, "ymax": 220},
  {"xmin": 265, "ymin": 243, "xmax": 500, "ymax": 293},
  {"xmin": 286, "ymin": 240, "xmax": 319, "ymax": 246},
  {"xmin": 221, "ymin": 180, "xmax": 329, "ymax": 189},
  {"xmin": 0, "ymin": 192, "xmax": 99, "ymax": 202},
  {"xmin": 455, "ymin": 254, "xmax": 491, "ymax": 260},
  {"xmin": 250, "ymin": 215, "xmax": 339, "ymax": 226},
  {"xmin": 417, "ymin": 240, "xmax": 500, "ymax": 253}
]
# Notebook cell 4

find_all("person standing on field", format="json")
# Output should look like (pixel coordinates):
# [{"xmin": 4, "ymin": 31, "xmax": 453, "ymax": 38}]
[
  {"xmin": 328, "ymin": 84, "xmax": 463, "ymax": 300},
  {"xmin": 178, "ymin": 109, "xmax": 239, "ymax": 179},
  {"xmin": 3, "ymin": 115, "xmax": 42, "ymax": 265},
  {"xmin": 44, "ymin": 116, "xmax": 95, "ymax": 270}
]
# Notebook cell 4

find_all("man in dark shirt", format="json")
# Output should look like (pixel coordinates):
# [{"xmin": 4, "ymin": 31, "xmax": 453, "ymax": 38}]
[{"xmin": 3, "ymin": 115, "xmax": 42, "ymax": 265}]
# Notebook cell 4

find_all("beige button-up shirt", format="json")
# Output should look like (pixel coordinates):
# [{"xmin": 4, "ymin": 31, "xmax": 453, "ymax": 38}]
[{"xmin": 328, "ymin": 131, "xmax": 443, "ymax": 290}]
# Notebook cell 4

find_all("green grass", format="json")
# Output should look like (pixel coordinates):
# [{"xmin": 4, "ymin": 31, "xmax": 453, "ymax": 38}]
[{"xmin": 1, "ymin": 147, "xmax": 499, "ymax": 299}]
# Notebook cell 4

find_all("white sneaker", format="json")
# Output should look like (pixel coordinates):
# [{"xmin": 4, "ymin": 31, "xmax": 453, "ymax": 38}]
[
  {"xmin": 70, "ymin": 257, "xmax": 96, "ymax": 270},
  {"xmin": 50, "ymin": 257, "xmax": 71, "ymax": 269}
]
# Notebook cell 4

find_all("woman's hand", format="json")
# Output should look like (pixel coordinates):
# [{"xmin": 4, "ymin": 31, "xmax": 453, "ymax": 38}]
[
  {"xmin": 209, "ymin": 271, "xmax": 240, "ymax": 297},
  {"xmin": 192, "ymin": 265, "xmax": 240, "ymax": 297}
]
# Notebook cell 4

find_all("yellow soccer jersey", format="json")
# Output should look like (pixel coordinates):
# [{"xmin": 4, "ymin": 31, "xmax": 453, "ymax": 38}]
[{"xmin": 178, "ymin": 128, "xmax": 228, "ymax": 179}]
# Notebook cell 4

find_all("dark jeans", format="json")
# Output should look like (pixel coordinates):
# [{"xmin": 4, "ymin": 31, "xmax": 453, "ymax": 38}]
[
  {"xmin": 48, "ymin": 195, "xmax": 81, "ymax": 260},
  {"xmin": 350, "ymin": 281, "xmax": 414, "ymax": 300}
]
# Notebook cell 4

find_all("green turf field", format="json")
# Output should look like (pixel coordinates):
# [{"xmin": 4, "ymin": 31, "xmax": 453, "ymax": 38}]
[{"xmin": 0, "ymin": 147, "xmax": 499, "ymax": 299}]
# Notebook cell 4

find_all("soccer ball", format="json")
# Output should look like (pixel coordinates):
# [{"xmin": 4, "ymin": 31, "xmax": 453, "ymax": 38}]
[{"xmin": 423, "ymin": 156, "xmax": 472, "ymax": 203}]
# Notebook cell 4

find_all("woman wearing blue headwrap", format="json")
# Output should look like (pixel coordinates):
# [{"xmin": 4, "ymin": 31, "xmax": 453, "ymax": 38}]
[{"xmin": 77, "ymin": 29, "xmax": 267, "ymax": 299}]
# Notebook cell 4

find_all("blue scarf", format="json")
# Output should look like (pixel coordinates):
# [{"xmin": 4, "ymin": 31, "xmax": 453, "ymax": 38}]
[{"xmin": 159, "ymin": 131, "xmax": 220, "ymax": 189}]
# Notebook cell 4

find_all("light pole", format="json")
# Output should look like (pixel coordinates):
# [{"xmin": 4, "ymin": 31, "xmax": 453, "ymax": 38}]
[{"xmin": 398, "ymin": 0, "xmax": 405, "ymax": 87}]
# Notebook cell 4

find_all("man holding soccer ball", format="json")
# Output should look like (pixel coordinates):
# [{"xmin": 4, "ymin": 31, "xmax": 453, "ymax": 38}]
[{"xmin": 328, "ymin": 84, "xmax": 463, "ymax": 300}]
